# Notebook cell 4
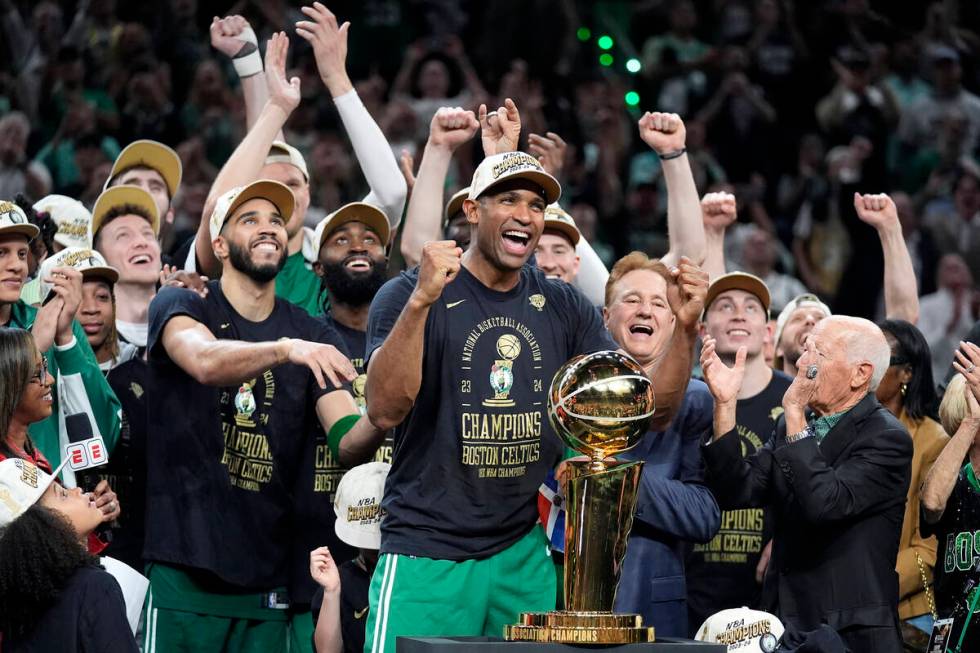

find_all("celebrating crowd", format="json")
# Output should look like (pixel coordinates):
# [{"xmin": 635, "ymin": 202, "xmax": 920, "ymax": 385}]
[{"xmin": 1, "ymin": 1, "xmax": 980, "ymax": 653}]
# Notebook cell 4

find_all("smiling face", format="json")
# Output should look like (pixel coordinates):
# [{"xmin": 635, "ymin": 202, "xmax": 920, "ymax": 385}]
[
  {"xmin": 535, "ymin": 231, "xmax": 579, "ymax": 283},
  {"xmin": 260, "ymin": 162, "xmax": 308, "ymax": 238},
  {"xmin": 703, "ymin": 289, "xmax": 770, "ymax": 360},
  {"xmin": 604, "ymin": 269, "xmax": 676, "ymax": 366},
  {"xmin": 314, "ymin": 220, "xmax": 388, "ymax": 307},
  {"xmin": 78, "ymin": 279, "xmax": 114, "ymax": 352},
  {"xmin": 795, "ymin": 320, "xmax": 870, "ymax": 413},
  {"xmin": 217, "ymin": 198, "xmax": 288, "ymax": 283},
  {"xmin": 94, "ymin": 214, "xmax": 161, "ymax": 285},
  {"xmin": 38, "ymin": 482, "xmax": 103, "ymax": 537},
  {"xmin": 111, "ymin": 166, "xmax": 171, "ymax": 218},
  {"xmin": 0, "ymin": 234, "xmax": 29, "ymax": 304},
  {"xmin": 777, "ymin": 305, "xmax": 828, "ymax": 370},
  {"xmin": 466, "ymin": 180, "xmax": 547, "ymax": 273},
  {"xmin": 12, "ymin": 349, "xmax": 54, "ymax": 426}
]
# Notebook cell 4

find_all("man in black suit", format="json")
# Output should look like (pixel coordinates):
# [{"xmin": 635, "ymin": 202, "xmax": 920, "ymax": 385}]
[{"xmin": 698, "ymin": 314, "xmax": 912, "ymax": 652}]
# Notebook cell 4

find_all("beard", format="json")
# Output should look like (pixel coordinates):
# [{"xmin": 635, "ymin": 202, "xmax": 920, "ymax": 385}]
[
  {"xmin": 321, "ymin": 256, "xmax": 388, "ymax": 307},
  {"xmin": 227, "ymin": 238, "xmax": 287, "ymax": 283}
]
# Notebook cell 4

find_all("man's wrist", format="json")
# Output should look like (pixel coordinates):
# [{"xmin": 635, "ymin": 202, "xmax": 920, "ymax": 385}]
[
  {"xmin": 785, "ymin": 425, "xmax": 815, "ymax": 444},
  {"xmin": 408, "ymin": 289, "xmax": 436, "ymax": 310},
  {"xmin": 54, "ymin": 332, "xmax": 77, "ymax": 349},
  {"xmin": 323, "ymin": 72, "xmax": 354, "ymax": 98}
]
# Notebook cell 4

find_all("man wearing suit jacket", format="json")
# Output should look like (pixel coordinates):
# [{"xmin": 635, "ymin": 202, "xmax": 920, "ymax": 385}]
[
  {"xmin": 602, "ymin": 252, "xmax": 721, "ymax": 637},
  {"xmin": 699, "ymin": 314, "xmax": 912, "ymax": 652}
]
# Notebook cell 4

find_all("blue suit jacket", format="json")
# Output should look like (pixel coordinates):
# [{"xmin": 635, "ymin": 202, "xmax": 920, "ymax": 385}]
[{"xmin": 614, "ymin": 380, "xmax": 720, "ymax": 638}]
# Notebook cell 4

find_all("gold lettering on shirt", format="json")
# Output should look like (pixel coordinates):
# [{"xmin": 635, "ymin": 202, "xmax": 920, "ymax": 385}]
[{"xmin": 220, "ymin": 369, "xmax": 277, "ymax": 492}]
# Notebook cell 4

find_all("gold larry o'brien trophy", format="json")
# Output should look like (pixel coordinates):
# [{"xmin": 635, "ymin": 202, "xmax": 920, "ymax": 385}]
[{"xmin": 505, "ymin": 350, "xmax": 656, "ymax": 645}]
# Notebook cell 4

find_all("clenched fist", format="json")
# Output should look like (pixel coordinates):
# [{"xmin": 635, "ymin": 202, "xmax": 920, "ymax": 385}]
[
  {"xmin": 429, "ymin": 107, "xmax": 479, "ymax": 151},
  {"xmin": 413, "ymin": 240, "xmax": 463, "ymax": 306},
  {"xmin": 701, "ymin": 192, "xmax": 737, "ymax": 233},
  {"xmin": 667, "ymin": 257, "xmax": 709, "ymax": 328},
  {"xmin": 638, "ymin": 111, "xmax": 686, "ymax": 156},
  {"xmin": 853, "ymin": 192, "xmax": 898, "ymax": 231}
]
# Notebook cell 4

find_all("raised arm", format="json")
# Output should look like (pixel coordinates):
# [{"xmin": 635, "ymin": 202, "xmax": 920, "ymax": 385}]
[
  {"xmin": 196, "ymin": 32, "xmax": 300, "ymax": 277},
  {"xmin": 700, "ymin": 192, "xmax": 737, "ymax": 280},
  {"xmin": 161, "ymin": 315, "xmax": 355, "ymax": 389},
  {"xmin": 637, "ymin": 112, "xmax": 706, "ymax": 267},
  {"xmin": 853, "ymin": 193, "xmax": 920, "ymax": 324},
  {"xmin": 366, "ymin": 241, "xmax": 462, "ymax": 430},
  {"xmin": 316, "ymin": 391, "xmax": 385, "ymax": 467},
  {"xmin": 398, "ymin": 109, "xmax": 479, "ymax": 267},
  {"xmin": 310, "ymin": 547, "xmax": 343, "ymax": 653}
]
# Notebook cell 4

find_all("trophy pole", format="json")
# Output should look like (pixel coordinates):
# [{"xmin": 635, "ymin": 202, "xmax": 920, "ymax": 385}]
[{"xmin": 505, "ymin": 458, "xmax": 654, "ymax": 644}]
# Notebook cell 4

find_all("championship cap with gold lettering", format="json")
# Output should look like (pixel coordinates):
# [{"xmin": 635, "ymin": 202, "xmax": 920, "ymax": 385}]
[
  {"xmin": 469, "ymin": 152, "xmax": 561, "ymax": 204},
  {"xmin": 333, "ymin": 462, "xmax": 390, "ymax": 549}
]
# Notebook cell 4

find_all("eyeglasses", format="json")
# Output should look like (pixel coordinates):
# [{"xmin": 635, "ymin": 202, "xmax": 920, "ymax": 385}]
[{"xmin": 30, "ymin": 355, "xmax": 49, "ymax": 385}]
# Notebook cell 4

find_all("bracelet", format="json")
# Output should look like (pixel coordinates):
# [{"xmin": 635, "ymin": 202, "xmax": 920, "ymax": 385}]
[
  {"xmin": 785, "ymin": 425, "xmax": 815, "ymax": 444},
  {"xmin": 658, "ymin": 147, "xmax": 686, "ymax": 160}
]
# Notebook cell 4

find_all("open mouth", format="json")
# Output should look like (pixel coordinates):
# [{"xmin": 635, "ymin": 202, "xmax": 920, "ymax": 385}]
[
  {"xmin": 502, "ymin": 229, "xmax": 531, "ymax": 255},
  {"xmin": 727, "ymin": 328, "xmax": 751, "ymax": 338},
  {"xmin": 344, "ymin": 256, "xmax": 373, "ymax": 271},
  {"xmin": 251, "ymin": 240, "xmax": 280, "ymax": 253},
  {"xmin": 629, "ymin": 324, "xmax": 654, "ymax": 336},
  {"xmin": 42, "ymin": 392, "xmax": 52, "ymax": 402},
  {"xmin": 545, "ymin": 273, "xmax": 561, "ymax": 280},
  {"xmin": 129, "ymin": 253, "xmax": 153, "ymax": 265},
  {"xmin": 81, "ymin": 322, "xmax": 103, "ymax": 335}
]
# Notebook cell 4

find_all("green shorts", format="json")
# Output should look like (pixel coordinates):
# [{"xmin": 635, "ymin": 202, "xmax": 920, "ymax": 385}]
[
  {"xmin": 142, "ymin": 563, "xmax": 290, "ymax": 653},
  {"xmin": 363, "ymin": 527, "xmax": 556, "ymax": 653}
]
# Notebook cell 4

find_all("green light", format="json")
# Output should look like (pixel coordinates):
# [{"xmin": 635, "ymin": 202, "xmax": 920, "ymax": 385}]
[
  {"xmin": 599, "ymin": 53, "xmax": 614, "ymax": 67},
  {"xmin": 625, "ymin": 91, "xmax": 641, "ymax": 106},
  {"xmin": 576, "ymin": 27, "xmax": 591, "ymax": 41},
  {"xmin": 626, "ymin": 58, "xmax": 641, "ymax": 74},
  {"xmin": 597, "ymin": 35, "xmax": 614, "ymax": 50}
]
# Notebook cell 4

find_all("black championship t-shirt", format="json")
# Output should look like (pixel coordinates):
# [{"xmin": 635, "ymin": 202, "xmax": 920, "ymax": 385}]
[
  {"xmin": 290, "ymin": 314, "xmax": 395, "ymax": 606},
  {"xmin": 310, "ymin": 558, "xmax": 373, "ymax": 653},
  {"xmin": 922, "ymin": 465, "xmax": 980, "ymax": 651},
  {"xmin": 365, "ymin": 264, "xmax": 618, "ymax": 560},
  {"xmin": 686, "ymin": 370, "xmax": 792, "ymax": 629},
  {"xmin": 146, "ymin": 281, "xmax": 343, "ymax": 589}
]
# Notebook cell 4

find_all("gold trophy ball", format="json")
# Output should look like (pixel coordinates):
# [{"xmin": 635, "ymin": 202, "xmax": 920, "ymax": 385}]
[{"xmin": 548, "ymin": 350, "xmax": 656, "ymax": 464}]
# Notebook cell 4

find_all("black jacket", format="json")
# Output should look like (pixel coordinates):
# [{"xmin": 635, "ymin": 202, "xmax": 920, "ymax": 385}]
[
  {"xmin": 5, "ymin": 566, "xmax": 138, "ymax": 653},
  {"xmin": 702, "ymin": 393, "xmax": 912, "ymax": 653}
]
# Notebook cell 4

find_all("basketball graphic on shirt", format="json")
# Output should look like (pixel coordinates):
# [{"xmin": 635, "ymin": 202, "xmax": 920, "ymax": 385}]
[{"xmin": 496, "ymin": 334, "xmax": 522, "ymax": 360}]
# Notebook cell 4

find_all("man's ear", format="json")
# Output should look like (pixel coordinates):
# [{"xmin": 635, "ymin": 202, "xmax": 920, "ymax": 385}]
[
  {"xmin": 852, "ymin": 361, "xmax": 874, "ymax": 389},
  {"xmin": 212, "ymin": 236, "xmax": 228, "ymax": 260},
  {"xmin": 463, "ymin": 198, "xmax": 480, "ymax": 226},
  {"xmin": 312, "ymin": 260, "xmax": 324, "ymax": 277},
  {"xmin": 602, "ymin": 305, "xmax": 610, "ymax": 327}
]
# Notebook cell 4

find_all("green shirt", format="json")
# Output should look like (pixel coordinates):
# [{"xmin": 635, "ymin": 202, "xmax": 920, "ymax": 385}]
[
  {"xmin": 274, "ymin": 251, "xmax": 323, "ymax": 316},
  {"xmin": 6, "ymin": 300, "xmax": 122, "ymax": 466},
  {"xmin": 812, "ymin": 410, "xmax": 847, "ymax": 443}
]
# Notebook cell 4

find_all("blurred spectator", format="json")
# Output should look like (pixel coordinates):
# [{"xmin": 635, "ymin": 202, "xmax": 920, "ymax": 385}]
[
  {"xmin": 918, "ymin": 253, "xmax": 979, "ymax": 382},
  {"xmin": 923, "ymin": 169, "xmax": 980, "ymax": 283},
  {"xmin": 34, "ymin": 100, "xmax": 120, "ymax": 198},
  {"xmin": 774, "ymin": 133, "xmax": 830, "ymax": 242},
  {"xmin": 41, "ymin": 45, "xmax": 119, "ymax": 142},
  {"xmin": 738, "ymin": 224, "xmax": 807, "ymax": 314},
  {"xmin": 882, "ymin": 39, "xmax": 931, "ymax": 111},
  {"xmin": 892, "ymin": 190, "xmax": 939, "ymax": 297},
  {"xmin": 640, "ymin": 0, "xmax": 712, "ymax": 116},
  {"xmin": 0, "ymin": 112, "xmax": 51, "ymax": 199},
  {"xmin": 0, "ymin": 0, "xmax": 67, "ymax": 122},
  {"xmin": 178, "ymin": 59, "xmax": 237, "ymax": 166}
]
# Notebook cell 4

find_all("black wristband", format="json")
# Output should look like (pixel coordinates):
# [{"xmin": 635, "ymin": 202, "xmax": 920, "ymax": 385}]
[{"xmin": 658, "ymin": 147, "xmax": 687, "ymax": 160}]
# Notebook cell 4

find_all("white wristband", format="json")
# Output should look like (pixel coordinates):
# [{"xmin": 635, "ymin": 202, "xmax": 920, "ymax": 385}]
[
  {"xmin": 230, "ymin": 26, "xmax": 263, "ymax": 78},
  {"xmin": 54, "ymin": 334, "xmax": 77, "ymax": 351}
]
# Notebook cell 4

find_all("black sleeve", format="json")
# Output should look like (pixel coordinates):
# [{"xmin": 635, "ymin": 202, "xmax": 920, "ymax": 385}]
[
  {"xmin": 79, "ymin": 570, "xmax": 140, "ymax": 653},
  {"xmin": 147, "ymin": 285, "xmax": 211, "ymax": 361},
  {"xmin": 701, "ymin": 427, "xmax": 778, "ymax": 509},
  {"xmin": 564, "ymin": 284, "xmax": 618, "ymax": 355},
  {"xmin": 306, "ymin": 316, "xmax": 354, "ymax": 398},
  {"xmin": 364, "ymin": 271, "xmax": 417, "ymax": 366}
]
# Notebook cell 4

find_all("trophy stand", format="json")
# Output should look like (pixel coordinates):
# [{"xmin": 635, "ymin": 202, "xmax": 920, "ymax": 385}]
[{"xmin": 505, "ymin": 456, "xmax": 654, "ymax": 644}]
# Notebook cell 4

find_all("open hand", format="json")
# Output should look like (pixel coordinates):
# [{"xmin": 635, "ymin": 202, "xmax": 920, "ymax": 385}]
[
  {"xmin": 264, "ymin": 32, "xmax": 301, "ymax": 114},
  {"xmin": 700, "ymin": 335, "xmax": 746, "ymax": 405},
  {"xmin": 310, "ymin": 546, "xmax": 341, "ymax": 593},
  {"xmin": 528, "ymin": 131, "xmax": 567, "ymax": 180},
  {"xmin": 284, "ymin": 339, "xmax": 357, "ymax": 389},
  {"xmin": 295, "ymin": 2, "xmax": 351, "ymax": 95}
]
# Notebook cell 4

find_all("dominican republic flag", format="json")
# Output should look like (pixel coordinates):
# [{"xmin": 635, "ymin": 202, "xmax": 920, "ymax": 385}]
[{"xmin": 538, "ymin": 470, "xmax": 565, "ymax": 553}]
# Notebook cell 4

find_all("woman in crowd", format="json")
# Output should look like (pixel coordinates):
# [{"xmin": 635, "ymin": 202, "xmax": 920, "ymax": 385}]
[
  {"xmin": 0, "ymin": 334, "xmax": 137, "ymax": 651},
  {"xmin": 920, "ymin": 341, "xmax": 980, "ymax": 653},
  {"xmin": 875, "ymin": 319, "xmax": 949, "ymax": 644}
]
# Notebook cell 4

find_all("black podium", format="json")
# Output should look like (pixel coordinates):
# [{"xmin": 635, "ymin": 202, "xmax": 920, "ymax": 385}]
[{"xmin": 396, "ymin": 637, "xmax": 728, "ymax": 652}]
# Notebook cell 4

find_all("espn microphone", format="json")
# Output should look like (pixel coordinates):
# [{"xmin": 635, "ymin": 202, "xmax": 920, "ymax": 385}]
[{"xmin": 65, "ymin": 412, "xmax": 99, "ymax": 492}]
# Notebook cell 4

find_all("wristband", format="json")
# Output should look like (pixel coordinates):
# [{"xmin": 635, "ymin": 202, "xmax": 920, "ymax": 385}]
[
  {"xmin": 658, "ymin": 147, "xmax": 687, "ymax": 161},
  {"xmin": 54, "ymin": 334, "xmax": 78, "ymax": 351},
  {"xmin": 230, "ymin": 26, "xmax": 263, "ymax": 78},
  {"xmin": 326, "ymin": 413, "xmax": 362, "ymax": 461}
]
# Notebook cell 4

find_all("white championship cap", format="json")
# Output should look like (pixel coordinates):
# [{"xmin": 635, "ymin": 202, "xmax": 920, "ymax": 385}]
[
  {"xmin": 469, "ymin": 152, "xmax": 561, "ymax": 204},
  {"xmin": 208, "ymin": 180, "xmax": 295, "ymax": 242},
  {"xmin": 33, "ymin": 195, "xmax": 92, "ymax": 249},
  {"xmin": 695, "ymin": 607, "xmax": 784, "ymax": 652},
  {"xmin": 333, "ymin": 462, "xmax": 390, "ymax": 550},
  {"xmin": 38, "ymin": 247, "xmax": 118, "ymax": 303},
  {"xmin": 0, "ymin": 200, "xmax": 39, "ymax": 240},
  {"xmin": 0, "ymin": 458, "xmax": 69, "ymax": 528}
]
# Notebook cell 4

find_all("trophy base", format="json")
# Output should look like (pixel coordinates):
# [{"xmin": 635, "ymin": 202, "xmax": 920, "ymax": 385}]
[{"xmin": 505, "ymin": 611, "xmax": 654, "ymax": 644}]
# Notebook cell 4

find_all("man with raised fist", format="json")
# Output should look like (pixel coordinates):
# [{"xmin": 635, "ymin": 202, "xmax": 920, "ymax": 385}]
[{"xmin": 361, "ymin": 109, "xmax": 707, "ymax": 652}]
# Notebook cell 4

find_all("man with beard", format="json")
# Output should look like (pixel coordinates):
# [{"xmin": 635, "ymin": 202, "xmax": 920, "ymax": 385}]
[
  {"xmin": 362, "ymin": 108, "xmax": 706, "ymax": 652},
  {"xmin": 144, "ymin": 176, "xmax": 386, "ymax": 651},
  {"xmin": 288, "ymin": 200, "xmax": 393, "ymax": 650}
]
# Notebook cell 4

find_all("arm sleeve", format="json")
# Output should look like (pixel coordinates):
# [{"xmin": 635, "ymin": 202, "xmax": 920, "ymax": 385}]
[
  {"xmin": 146, "ymin": 286, "xmax": 211, "ymax": 362},
  {"xmin": 633, "ymin": 383, "xmax": 720, "ymax": 543},
  {"xmin": 701, "ymin": 427, "xmax": 778, "ymax": 509},
  {"xmin": 364, "ymin": 271, "xmax": 417, "ymax": 365},
  {"xmin": 334, "ymin": 90, "xmax": 408, "ymax": 228},
  {"xmin": 53, "ymin": 322, "xmax": 123, "ymax": 454},
  {"xmin": 773, "ymin": 426, "xmax": 913, "ymax": 524},
  {"xmin": 80, "ymin": 571, "xmax": 140, "ymax": 652},
  {"xmin": 571, "ymin": 237, "xmax": 609, "ymax": 307}
]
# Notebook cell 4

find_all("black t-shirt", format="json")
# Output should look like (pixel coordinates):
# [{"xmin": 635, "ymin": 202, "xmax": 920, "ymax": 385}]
[
  {"xmin": 95, "ymin": 358, "xmax": 149, "ymax": 570},
  {"xmin": 365, "ymin": 264, "xmax": 618, "ymax": 560},
  {"xmin": 686, "ymin": 370, "xmax": 792, "ymax": 629},
  {"xmin": 310, "ymin": 558, "xmax": 372, "ymax": 653},
  {"xmin": 145, "ymin": 281, "xmax": 343, "ymax": 589},
  {"xmin": 922, "ymin": 465, "xmax": 980, "ymax": 651},
  {"xmin": 5, "ymin": 566, "xmax": 138, "ymax": 653}
]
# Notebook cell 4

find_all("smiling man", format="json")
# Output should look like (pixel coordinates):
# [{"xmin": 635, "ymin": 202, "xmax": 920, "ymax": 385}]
[
  {"xmin": 89, "ymin": 185, "xmax": 162, "ymax": 353},
  {"xmin": 534, "ymin": 204, "xmax": 581, "ymax": 283},
  {"xmin": 143, "ymin": 179, "xmax": 386, "ymax": 652},
  {"xmin": 363, "ymin": 119, "xmax": 704, "ymax": 652},
  {"xmin": 685, "ymin": 272, "xmax": 792, "ymax": 633}
]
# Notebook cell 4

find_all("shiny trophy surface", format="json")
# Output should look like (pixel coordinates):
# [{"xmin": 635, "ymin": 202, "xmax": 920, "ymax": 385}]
[{"xmin": 505, "ymin": 351, "xmax": 656, "ymax": 644}]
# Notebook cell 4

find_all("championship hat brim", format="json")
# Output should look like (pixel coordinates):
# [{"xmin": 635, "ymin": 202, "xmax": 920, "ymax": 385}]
[{"xmin": 105, "ymin": 139, "xmax": 182, "ymax": 197}]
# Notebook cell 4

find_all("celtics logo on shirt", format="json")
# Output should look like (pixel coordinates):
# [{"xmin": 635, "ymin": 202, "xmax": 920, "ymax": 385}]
[
  {"xmin": 460, "ymin": 317, "xmax": 545, "ymax": 480},
  {"xmin": 234, "ymin": 380, "xmax": 258, "ymax": 426},
  {"xmin": 220, "ymin": 369, "xmax": 277, "ymax": 492}
]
